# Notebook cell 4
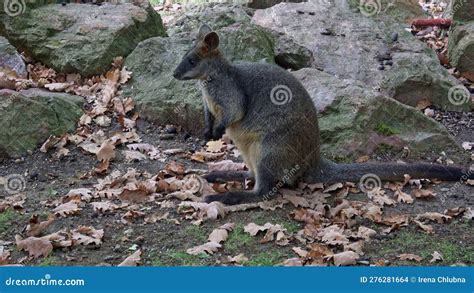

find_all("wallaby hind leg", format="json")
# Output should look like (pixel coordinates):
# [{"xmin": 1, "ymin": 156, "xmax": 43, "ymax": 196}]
[
  {"xmin": 203, "ymin": 170, "xmax": 254, "ymax": 183},
  {"xmin": 204, "ymin": 168, "xmax": 277, "ymax": 205}
]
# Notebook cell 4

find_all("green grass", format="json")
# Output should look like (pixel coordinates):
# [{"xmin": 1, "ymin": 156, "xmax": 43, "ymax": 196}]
[
  {"xmin": 0, "ymin": 209, "xmax": 20, "ymax": 234},
  {"xmin": 43, "ymin": 187, "xmax": 59, "ymax": 198},
  {"xmin": 374, "ymin": 123, "xmax": 399, "ymax": 136},
  {"xmin": 37, "ymin": 257, "xmax": 57, "ymax": 266},
  {"xmin": 376, "ymin": 230, "xmax": 474, "ymax": 265},
  {"xmin": 242, "ymin": 251, "xmax": 285, "ymax": 266},
  {"xmin": 224, "ymin": 224, "xmax": 254, "ymax": 254},
  {"xmin": 149, "ymin": 249, "xmax": 210, "ymax": 266},
  {"xmin": 184, "ymin": 225, "xmax": 208, "ymax": 243}
]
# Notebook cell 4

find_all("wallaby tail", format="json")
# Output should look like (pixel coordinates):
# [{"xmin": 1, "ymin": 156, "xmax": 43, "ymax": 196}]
[{"xmin": 310, "ymin": 159, "xmax": 472, "ymax": 184}]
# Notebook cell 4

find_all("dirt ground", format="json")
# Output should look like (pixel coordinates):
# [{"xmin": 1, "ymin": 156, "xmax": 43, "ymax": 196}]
[{"xmin": 0, "ymin": 115, "xmax": 472, "ymax": 267}]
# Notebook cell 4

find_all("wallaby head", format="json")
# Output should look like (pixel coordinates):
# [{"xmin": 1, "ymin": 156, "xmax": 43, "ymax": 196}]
[{"xmin": 173, "ymin": 24, "xmax": 221, "ymax": 81}]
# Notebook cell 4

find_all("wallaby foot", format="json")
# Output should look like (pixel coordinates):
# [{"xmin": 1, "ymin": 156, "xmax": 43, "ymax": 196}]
[
  {"xmin": 205, "ymin": 167, "xmax": 278, "ymax": 204},
  {"xmin": 204, "ymin": 191, "xmax": 261, "ymax": 205},
  {"xmin": 203, "ymin": 170, "xmax": 253, "ymax": 183},
  {"xmin": 203, "ymin": 126, "xmax": 225, "ymax": 141}
]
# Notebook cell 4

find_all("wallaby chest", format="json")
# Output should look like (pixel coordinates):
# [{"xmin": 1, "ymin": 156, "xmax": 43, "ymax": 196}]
[{"xmin": 200, "ymin": 80, "xmax": 222, "ymax": 119}]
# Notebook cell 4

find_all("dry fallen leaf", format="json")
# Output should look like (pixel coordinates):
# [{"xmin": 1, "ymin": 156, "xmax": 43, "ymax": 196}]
[
  {"xmin": 357, "ymin": 226, "xmax": 376, "ymax": 241},
  {"xmin": 97, "ymin": 141, "xmax": 116, "ymax": 162},
  {"xmin": 178, "ymin": 202, "xmax": 226, "ymax": 220},
  {"xmin": 398, "ymin": 253, "xmax": 422, "ymax": 262},
  {"xmin": 186, "ymin": 242, "xmax": 221, "ymax": 255},
  {"xmin": 53, "ymin": 201, "xmax": 81, "ymax": 217},
  {"xmin": 430, "ymin": 251, "xmax": 443, "ymax": 263},
  {"xmin": 413, "ymin": 220, "xmax": 434, "ymax": 234},
  {"xmin": 72, "ymin": 226, "xmax": 104, "ymax": 246},
  {"xmin": 123, "ymin": 150, "xmax": 147, "ymax": 162},
  {"xmin": 292, "ymin": 247, "xmax": 308, "ymax": 258},
  {"xmin": 323, "ymin": 183, "xmax": 343, "ymax": 193},
  {"xmin": 207, "ymin": 160, "xmax": 246, "ymax": 172},
  {"xmin": 26, "ymin": 214, "xmax": 56, "ymax": 237},
  {"xmin": 15, "ymin": 235, "xmax": 53, "ymax": 258},
  {"xmin": 91, "ymin": 201, "xmax": 117, "ymax": 213},
  {"xmin": 416, "ymin": 212, "xmax": 451, "ymax": 224},
  {"xmin": 395, "ymin": 188, "xmax": 414, "ymax": 204},
  {"xmin": 118, "ymin": 250, "xmax": 142, "ymax": 266},
  {"xmin": 205, "ymin": 140, "xmax": 226, "ymax": 153},
  {"xmin": 226, "ymin": 253, "xmax": 248, "ymax": 264},
  {"xmin": 412, "ymin": 188, "xmax": 436, "ymax": 198},
  {"xmin": 244, "ymin": 222, "xmax": 289, "ymax": 245},
  {"xmin": 208, "ymin": 223, "xmax": 234, "ymax": 244},
  {"xmin": 332, "ymin": 251, "xmax": 359, "ymax": 266}
]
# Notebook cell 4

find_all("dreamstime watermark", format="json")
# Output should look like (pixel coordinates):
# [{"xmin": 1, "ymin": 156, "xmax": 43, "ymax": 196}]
[
  {"xmin": 445, "ymin": 0, "xmax": 467, "ymax": 18},
  {"xmin": 5, "ymin": 273, "xmax": 85, "ymax": 287},
  {"xmin": 262, "ymin": 164, "xmax": 300, "ymax": 200},
  {"xmin": 0, "ymin": 173, "xmax": 26, "ymax": 195},
  {"xmin": 309, "ymin": 0, "xmax": 331, "ymax": 6},
  {"xmin": 448, "ymin": 85, "xmax": 471, "ymax": 106},
  {"xmin": 3, "ymin": 0, "xmax": 26, "ymax": 17},
  {"xmin": 183, "ymin": 174, "xmax": 204, "ymax": 194},
  {"xmin": 173, "ymin": 101, "xmax": 186, "ymax": 114},
  {"xmin": 359, "ymin": 173, "xmax": 382, "ymax": 193},
  {"xmin": 270, "ymin": 84, "xmax": 293, "ymax": 106},
  {"xmin": 358, "ymin": 0, "xmax": 382, "ymax": 17},
  {"xmin": 446, "ymin": 168, "xmax": 473, "ymax": 197}
]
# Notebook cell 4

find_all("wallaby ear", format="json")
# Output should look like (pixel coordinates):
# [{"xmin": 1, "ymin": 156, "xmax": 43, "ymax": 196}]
[
  {"xmin": 198, "ymin": 24, "xmax": 212, "ymax": 40},
  {"xmin": 203, "ymin": 32, "xmax": 220, "ymax": 50}
]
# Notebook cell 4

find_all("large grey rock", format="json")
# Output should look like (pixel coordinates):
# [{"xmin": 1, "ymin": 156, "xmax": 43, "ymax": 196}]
[
  {"xmin": 0, "ymin": 36, "xmax": 26, "ymax": 78},
  {"xmin": 294, "ymin": 68, "xmax": 461, "ymax": 159},
  {"xmin": 0, "ymin": 3, "xmax": 166, "ymax": 76},
  {"xmin": 166, "ymin": 3, "xmax": 313, "ymax": 69},
  {"xmin": 0, "ymin": 88, "xmax": 83, "ymax": 158},
  {"xmin": 252, "ymin": 1, "xmax": 471, "ymax": 111},
  {"xmin": 450, "ymin": 0, "xmax": 474, "ymax": 23},
  {"xmin": 448, "ymin": 21, "xmax": 474, "ymax": 82}
]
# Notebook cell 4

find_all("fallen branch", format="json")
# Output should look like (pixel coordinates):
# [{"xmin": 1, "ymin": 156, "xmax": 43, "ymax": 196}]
[{"xmin": 411, "ymin": 18, "xmax": 451, "ymax": 28}]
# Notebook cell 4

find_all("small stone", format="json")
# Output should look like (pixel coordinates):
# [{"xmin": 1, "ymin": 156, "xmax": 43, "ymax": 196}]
[
  {"xmin": 320, "ymin": 28, "xmax": 333, "ymax": 36},
  {"xmin": 385, "ymin": 60, "xmax": 393, "ymax": 66},
  {"xmin": 391, "ymin": 32, "xmax": 399, "ymax": 42},
  {"xmin": 378, "ymin": 65, "xmax": 385, "ymax": 70},
  {"xmin": 159, "ymin": 133, "xmax": 175, "ymax": 140},
  {"xmin": 165, "ymin": 124, "xmax": 177, "ymax": 134}
]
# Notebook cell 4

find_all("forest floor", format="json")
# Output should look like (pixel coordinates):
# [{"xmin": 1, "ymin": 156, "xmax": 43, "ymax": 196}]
[{"xmin": 0, "ymin": 113, "xmax": 472, "ymax": 266}]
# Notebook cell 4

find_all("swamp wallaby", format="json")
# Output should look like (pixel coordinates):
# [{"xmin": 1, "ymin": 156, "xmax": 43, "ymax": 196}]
[{"xmin": 173, "ymin": 25, "xmax": 472, "ymax": 205}]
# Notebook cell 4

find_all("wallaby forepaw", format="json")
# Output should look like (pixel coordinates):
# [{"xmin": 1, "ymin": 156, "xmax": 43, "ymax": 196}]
[
  {"xmin": 203, "ymin": 129, "xmax": 213, "ymax": 141},
  {"xmin": 213, "ymin": 124, "xmax": 226, "ymax": 140}
]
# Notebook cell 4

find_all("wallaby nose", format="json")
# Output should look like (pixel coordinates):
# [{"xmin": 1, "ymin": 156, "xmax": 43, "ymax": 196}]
[{"xmin": 172, "ymin": 69, "xmax": 180, "ymax": 79}]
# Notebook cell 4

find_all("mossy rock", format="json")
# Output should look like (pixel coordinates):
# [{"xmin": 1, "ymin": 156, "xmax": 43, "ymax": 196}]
[
  {"xmin": 0, "ymin": 89, "xmax": 83, "ymax": 158},
  {"xmin": 0, "ymin": 3, "xmax": 166, "ymax": 76}
]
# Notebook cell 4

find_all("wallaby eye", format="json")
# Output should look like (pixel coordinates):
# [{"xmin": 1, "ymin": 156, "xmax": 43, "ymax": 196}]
[{"xmin": 189, "ymin": 59, "xmax": 196, "ymax": 65}]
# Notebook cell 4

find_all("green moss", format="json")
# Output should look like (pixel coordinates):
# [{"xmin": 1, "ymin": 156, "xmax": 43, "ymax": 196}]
[{"xmin": 374, "ymin": 123, "xmax": 399, "ymax": 136}]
